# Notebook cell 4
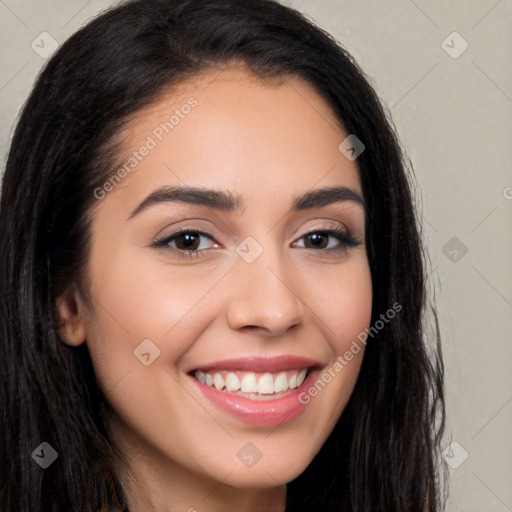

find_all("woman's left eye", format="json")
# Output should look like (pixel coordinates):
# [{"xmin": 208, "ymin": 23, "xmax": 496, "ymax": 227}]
[
  {"xmin": 151, "ymin": 227, "xmax": 361, "ymax": 259},
  {"xmin": 293, "ymin": 228, "xmax": 360, "ymax": 251}
]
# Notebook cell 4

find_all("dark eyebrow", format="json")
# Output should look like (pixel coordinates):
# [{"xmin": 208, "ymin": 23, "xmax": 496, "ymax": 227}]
[
  {"xmin": 127, "ymin": 186, "xmax": 242, "ymax": 220},
  {"xmin": 127, "ymin": 184, "xmax": 365, "ymax": 221},
  {"xmin": 291, "ymin": 185, "xmax": 365, "ymax": 210}
]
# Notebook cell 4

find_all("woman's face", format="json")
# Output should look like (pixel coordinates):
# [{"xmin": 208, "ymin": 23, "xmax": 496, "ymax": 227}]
[{"xmin": 61, "ymin": 63, "xmax": 372, "ymax": 498}]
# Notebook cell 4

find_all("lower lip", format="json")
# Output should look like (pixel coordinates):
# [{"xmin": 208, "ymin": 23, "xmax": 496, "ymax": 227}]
[{"xmin": 189, "ymin": 371, "xmax": 318, "ymax": 427}]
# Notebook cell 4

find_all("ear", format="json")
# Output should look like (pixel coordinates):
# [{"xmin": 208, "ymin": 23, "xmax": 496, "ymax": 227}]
[{"xmin": 55, "ymin": 286, "xmax": 87, "ymax": 346}]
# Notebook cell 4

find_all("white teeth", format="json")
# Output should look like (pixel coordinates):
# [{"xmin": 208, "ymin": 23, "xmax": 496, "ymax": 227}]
[
  {"xmin": 240, "ymin": 372, "xmax": 258, "ymax": 393},
  {"xmin": 274, "ymin": 372, "xmax": 289, "ymax": 393},
  {"xmin": 297, "ymin": 369, "xmax": 307, "ymax": 387},
  {"xmin": 213, "ymin": 372, "xmax": 224, "ymax": 390},
  {"xmin": 194, "ymin": 368, "xmax": 310, "ymax": 396},
  {"xmin": 257, "ymin": 373, "xmax": 274, "ymax": 394},
  {"xmin": 225, "ymin": 372, "xmax": 241, "ymax": 392}
]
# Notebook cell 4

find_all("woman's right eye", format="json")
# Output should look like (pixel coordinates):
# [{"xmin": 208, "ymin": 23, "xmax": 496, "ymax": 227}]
[{"xmin": 151, "ymin": 230, "xmax": 219, "ymax": 259}]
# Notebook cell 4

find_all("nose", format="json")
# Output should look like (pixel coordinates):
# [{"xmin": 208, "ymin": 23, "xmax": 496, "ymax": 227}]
[{"xmin": 226, "ymin": 248, "xmax": 303, "ymax": 336}]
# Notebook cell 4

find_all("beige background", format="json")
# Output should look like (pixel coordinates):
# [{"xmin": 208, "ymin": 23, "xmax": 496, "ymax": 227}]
[{"xmin": 1, "ymin": 1, "xmax": 511, "ymax": 510}]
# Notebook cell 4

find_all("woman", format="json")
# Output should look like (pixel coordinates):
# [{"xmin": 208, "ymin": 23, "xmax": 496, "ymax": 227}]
[{"xmin": 0, "ymin": 0, "xmax": 446, "ymax": 510}]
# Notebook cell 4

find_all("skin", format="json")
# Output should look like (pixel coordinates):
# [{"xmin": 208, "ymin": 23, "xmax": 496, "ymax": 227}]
[{"xmin": 56, "ymin": 61, "xmax": 372, "ymax": 512}]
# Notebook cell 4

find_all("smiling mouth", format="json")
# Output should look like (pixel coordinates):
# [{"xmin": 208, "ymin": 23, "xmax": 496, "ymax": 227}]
[{"xmin": 190, "ymin": 367, "xmax": 312, "ymax": 401}]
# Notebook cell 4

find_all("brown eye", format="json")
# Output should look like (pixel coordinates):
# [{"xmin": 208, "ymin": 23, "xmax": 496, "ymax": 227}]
[
  {"xmin": 303, "ymin": 232, "xmax": 330, "ymax": 249},
  {"xmin": 152, "ymin": 230, "xmax": 218, "ymax": 259},
  {"xmin": 295, "ymin": 228, "xmax": 360, "ymax": 251},
  {"xmin": 173, "ymin": 232, "xmax": 201, "ymax": 251}
]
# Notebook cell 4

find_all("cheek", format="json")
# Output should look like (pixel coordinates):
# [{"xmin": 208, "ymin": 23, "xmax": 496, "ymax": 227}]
[
  {"xmin": 81, "ymin": 254, "xmax": 217, "ymax": 445},
  {"xmin": 278, "ymin": 256, "xmax": 372, "ymax": 460},
  {"xmin": 291, "ymin": 255, "xmax": 372, "ymax": 404},
  {"xmin": 327, "ymin": 260, "xmax": 372, "ymax": 401},
  {"xmin": 86, "ymin": 252, "xmax": 214, "ymax": 342},
  {"xmin": 331, "ymin": 263, "xmax": 373, "ymax": 352},
  {"xmin": 82, "ymin": 250, "xmax": 231, "ymax": 408},
  {"xmin": 302, "ymin": 255, "xmax": 373, "ymax": 351}
]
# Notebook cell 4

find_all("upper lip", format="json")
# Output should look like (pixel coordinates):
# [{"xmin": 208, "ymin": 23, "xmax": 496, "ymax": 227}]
[{"xmin": 189, "ymin": 355, "xmax": 324, "ymax": 373}]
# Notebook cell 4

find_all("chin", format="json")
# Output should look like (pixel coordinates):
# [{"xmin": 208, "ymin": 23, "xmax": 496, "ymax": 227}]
[{"xmin": 213, "ymin": 453, "xmax": 313, "ymax": 489}]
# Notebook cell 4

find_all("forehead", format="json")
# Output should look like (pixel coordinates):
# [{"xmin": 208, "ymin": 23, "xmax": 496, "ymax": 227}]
[{"xmin": 96, "ymin": 62, "xmax": 362, "ymax": 218}]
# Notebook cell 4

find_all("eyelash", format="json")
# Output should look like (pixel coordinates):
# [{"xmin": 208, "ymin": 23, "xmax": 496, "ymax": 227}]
[{"xmin": 151, "ymin": 224, "xmax": 361, "ymax": 260}]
